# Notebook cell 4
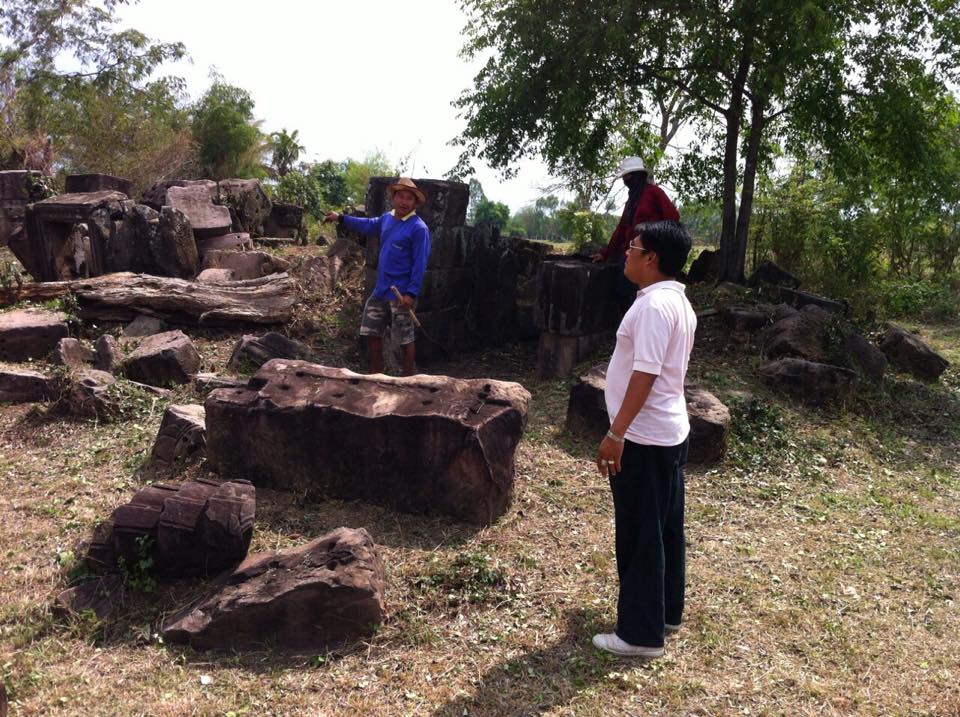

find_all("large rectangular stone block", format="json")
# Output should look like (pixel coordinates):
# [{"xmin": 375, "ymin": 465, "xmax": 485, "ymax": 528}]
[
  {"xmin": 205, "ymin": 361, "xmax": 530, "ymax": 525},
  {"xmin": 536, "ymin": 259, "xmax": 624, "ymax": 335},
  {"xmin": 65, "ymin": 174, "xmax": 132, "ymax": 197}
]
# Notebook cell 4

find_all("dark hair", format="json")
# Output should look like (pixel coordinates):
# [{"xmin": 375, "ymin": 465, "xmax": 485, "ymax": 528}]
[{"xmin": 634, "ymin": 220, "xmax": 692, "ymax": 278}]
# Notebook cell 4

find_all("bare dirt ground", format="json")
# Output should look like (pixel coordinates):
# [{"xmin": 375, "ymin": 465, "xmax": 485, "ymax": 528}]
[{"xmin": 1, "ymin": 245, "xmax": 958, "ymax": 716}]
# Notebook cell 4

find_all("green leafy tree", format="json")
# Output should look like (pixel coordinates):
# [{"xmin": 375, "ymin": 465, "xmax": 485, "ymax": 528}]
[
  {"xmin": 1, "ymin": 0, "xmax": 186, "ymax": 173},
  {"xmin": 191, "ymin": 79, "xmax": 265, "ymax": 179},
  {"xmin": 466, "ymin": 178, "xmax": 486, "ymax": 225},
  {"xmin": 309, "ymin": 160, "xmax": 349, "ymax": 208},
  {"xmin": 473, "ymin": 198, "xmax": 510, "ymax": 229},
  {"xmin": 343, "ymin": 150, "xmax": 392, "ymax": 206},
  {"xmin": 456, "ymin": 0, "xmax": 960, "ymax": 282},
  {"xmin": 270, "ymin": 128, "xmax": 305, "ymax": 177}
]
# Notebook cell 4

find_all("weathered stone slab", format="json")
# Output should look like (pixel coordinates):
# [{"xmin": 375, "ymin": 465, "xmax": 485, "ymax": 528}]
[
  {"xmin": 763, "ymin": 305, "xmax": 832, "ymax": 361},
  {"xmin": 53, "ymin": 368, "xmax": 118, "ymax": 419},
  {"xmin": 536, "ymin": 331, "xmax": 613, "ymax": 379},
  {"xmin": 0, "ymin": 170, "xmax": 43, "ymax": 247},
  {"xmin": 123, "ymin": 315, "xmax": 166, "ymax": 338},
  {"xmin": 879, "ymin": 325, "xmax": 949, "ymax": 382},
  {"xmin": 685, "ymin": 385, "xmax": 731, "ymax": 463},
  {"xmin": 64, "ymin": 174, "xmax": 132, "ymax": 198},
  {"xmin": 263, "ymin": 201, "xmax": 303, "ymax": 239},
  {"xmin": 417, "ymin": 268, "xmax": 474, "ymax": 312},
  {"xmin": 196, "ymin": 268, "xmax": 235, "ymax": 284},
  {"xmin": 85, "ymin": 478, "xmax": 255, "ymax": 580},
  {"xmin": 197, "ymin": 232, "xmax": 253, "ymax": 254},
  {"xmin": 746, "ymin": 260, "xmax": 801, "ymax": 289},
  {"xmin": 200, "ymin": 249, "xmax": 289, "ymax": 280},
  {"xmin": 759, "ymin": 358, "xmax": 856, "ymax": 405},
  {"xmin": 154, "ymin": 206, "xmax": 198, "ymax": 279},
  {"xmin": 53, "ymin": 575, "xmax": 124, "ymax": 620},
  {"xmin": 253, "ymin": 236, "xmax": 295, "ymax": 247},
  {"xmin": 94, "ymin": 334, "xmax": 123, "ymax": 373},
  {"xmin": 0, "ymin": 367, "xmax": 59, "ymax": 403},
  {"xmin": 536, "ymin": 260, "xmax": 623, "ymax": 335},
  {"xmin": 195, "ymin": 372, "xmax": 244, "ymax": 394},
  {"xmin": 564, "ymin": 365, "xmax": 730, "ymax": 463},
  {"xmin": 564, "ymin": 365, "xmax": 608, "ymax": 438},
  {"xmin": 162, "ymin": 527, "xmax": 385, "ymax": 651},
  {"xmin": 54, "ymin": 337, "xmax": 94, "ymax": 368},
  {"xmin": 227, "ymin": 332, "xmax": 315, "ymax": 372},
  {"xmin": 365, "ymin": 176, "xmax": 469, "ymax": 229},
  {"xmin": 167, "ymin": 185, "xmax": 231, "ymax": 238},
  {"xmin": 721, "ymin": 305, "xmax": 771, "ymax": 333},
  {"xmin": 122, "ymin": 330, "xmax": 201, "ymax": 386},
  {"xmin": 148, "ymin": 404, "xmax": 206, "ymax": 474},
  {"xmin": 842, "ymin": 331, "xmax": 887, "ymax": 383},
  {"xmin": 206, "ymin": 361, "xmax": 530, "ymax": 525},
  {"xmin": 217, "ymin": 179, "xmax": 272, "ymax": 236},
  {"xmin": 141, "ymin": 179, "xmax": 217, "ymax": 210},
  {"xmin": 0, "ymin": 308, "xmax": 69, "ymax": 361},
  {"xmin": 686, "ymin": 248, "xmax": 717, "ymax": 283}
]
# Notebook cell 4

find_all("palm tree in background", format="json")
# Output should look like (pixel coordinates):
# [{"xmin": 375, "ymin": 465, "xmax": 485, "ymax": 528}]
[{"xmin": 270, "ymin": 128, "xmax": 305, "ymax": 177}]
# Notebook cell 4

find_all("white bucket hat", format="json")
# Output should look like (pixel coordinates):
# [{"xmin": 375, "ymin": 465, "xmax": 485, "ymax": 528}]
[{"xmin": 616, "ymin": 156, "xmax": 649, "ymax": 179}]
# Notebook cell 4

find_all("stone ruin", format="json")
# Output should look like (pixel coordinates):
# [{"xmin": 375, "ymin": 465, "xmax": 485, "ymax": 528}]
[
  {"xmin": 358, "ymin": 177, "xmax": 552, "ymax": 363},
  {"xmin": 3, "ymin": 172, "xmax": 304, "ymax": 284},
  {"xmin": 84, "ymin": 477, "xmax": 256, "ymax": 580},
  {"xmin": 205, "ymin": 360, "xmax": 531, "ymax": 526}
]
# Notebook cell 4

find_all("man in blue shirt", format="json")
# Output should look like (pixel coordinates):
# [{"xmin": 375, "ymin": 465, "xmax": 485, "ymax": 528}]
[{"xmin": 324, "ymin": 177, "xmax": 431, "ymax": 375}]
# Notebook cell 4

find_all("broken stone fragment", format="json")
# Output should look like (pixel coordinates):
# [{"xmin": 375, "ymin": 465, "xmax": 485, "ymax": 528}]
[
  {"xmin": 217, "ymin": 178, "xmax": 272, "ymax": 236},
  {"xmin": 122, "ymin": 315, "xmax": 166, "ymax": 338},
  {"xmin": 161, "ymin": 527, "xmax": 385, "ymax": 651},
  {"xmin": 759, "ymin": 358, "xmax": 856, "ymax": 405},
  {"xmin": 0, "ymin": 367, "xmax": 60, "ymax": 403},
  {"xmin": 122, "ymin": 330, "xmax": 201, "ymax": 386},
  {"xmin": 227, "ymin": 332, "xmax": 315, "ymax": 372},
  {"xmin": 762, "ymin": 305, "xmax": 832, "ymax": 362},
  {"xmin": 0, "ymin": 308, "xmax": 69, "ymax": 361},
  {"xmin": 196, "ymin": 232, "xmax": 253, "ymax": 255},
  {"xmin": 53, "ymin": 574, "xmax": 125, "ymax": 620},
  {"xmin": 196, "ymin": 268, "xmax": 235, "ymax": 284},
  {"xmin": 54, "ymin": 337, "xmax": 95, "ymax": 368},
  {"xmin": 148, "ymin": 404, "xmax": 206, "ymax": 475},
  {"xmin": 194, "ymin": 372, "xmax": 244, "ymax": 394},
  {"xmin": 842, "ymin": 331, "xmax": 887, "ymax": 383},
  {"xmin": 200, "ymin": 249, "xmax": 289, "ymax": 280},
  {"xmin": 684, "ymin": 385, "xmax": 732, "ymax": 464},
  {"xmin": 167, "ymin": 185, "xmax": 232, "ymax": 238},
  {"xmin": 721, "ymin": 305, "xmax": 771, "ymax": 333},
  {"xmin": 879, "ymin": 325, "xmax": 949, "ymax": 382},
  {"xmin": 154, "ymin": 206, "xmax": 198, "ymax": 279},
  {"xmin": 93, "ymin": 334, "xmax": 123, "ymax": 373},
  {"xmin": 53, "ymin": 368, "xmax": 119, "ymax": 419},
  {"xmin": 84, "ymin": 478, "xmax": 255, "ymax": 580},
  {"xmin": 205, "ymin": 361, "xmax": 531, "ymax": 525}
]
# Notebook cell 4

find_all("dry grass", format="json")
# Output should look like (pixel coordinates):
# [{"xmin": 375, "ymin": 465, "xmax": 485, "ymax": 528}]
[{"xmin": 1, "ymin": 246, "xmax": 958, "ymax": 716}]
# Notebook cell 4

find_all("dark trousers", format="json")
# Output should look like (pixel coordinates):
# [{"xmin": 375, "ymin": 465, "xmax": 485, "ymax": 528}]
[{"xmin": 609, "ymin": 438, "xmax": 687, "ymax": 647}]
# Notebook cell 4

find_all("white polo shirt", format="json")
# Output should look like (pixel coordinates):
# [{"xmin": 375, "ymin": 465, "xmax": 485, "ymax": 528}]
[{"xmin": 604, "ymin": 280, "xmax": 697, "ymax": 446}]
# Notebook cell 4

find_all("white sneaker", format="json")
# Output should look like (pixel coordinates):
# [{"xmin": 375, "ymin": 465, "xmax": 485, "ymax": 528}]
[
  {"xmin": 665, "ymin": 623, "xmax": 681, "ymax": 634},
  {"xmin": 592, "ymin": 633, "xmax": 664, "ymax": 658}
]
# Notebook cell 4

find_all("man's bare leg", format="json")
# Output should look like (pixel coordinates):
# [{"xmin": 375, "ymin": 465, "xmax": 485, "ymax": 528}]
[
  {"xmin": 367, "ymin": 336, "xmax": 384, "ymax": 374},
  {"xmin": 401, "ymin": 342, "xmax": 416, "ymax": 376}
]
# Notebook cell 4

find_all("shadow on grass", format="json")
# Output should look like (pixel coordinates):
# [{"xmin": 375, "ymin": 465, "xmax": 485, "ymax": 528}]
[{"xmin": 429, "ymin": 606, "xmax": 622, "ymax": 717}]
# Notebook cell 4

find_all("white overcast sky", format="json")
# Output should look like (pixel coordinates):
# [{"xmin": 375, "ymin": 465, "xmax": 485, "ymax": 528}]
[{"xmin": 116, "ymin": 0, "xmax": 561, "ymax": 212}]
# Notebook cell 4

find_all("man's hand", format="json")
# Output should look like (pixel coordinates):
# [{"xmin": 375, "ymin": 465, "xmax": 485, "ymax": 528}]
[
  {"xmin": 590, "ymin": 252, "xmax": 604, "ymax": 263},
  {"xmin": 322, "ymin": 211, "xmax": 340, "ymax": 224},
  {"xmin": 596, "ymin": 435, "xmax": 623, "ymax": 478},
  {"xmin": 397, "ymin": 294, "xmax": 415, "ymax": 311}
]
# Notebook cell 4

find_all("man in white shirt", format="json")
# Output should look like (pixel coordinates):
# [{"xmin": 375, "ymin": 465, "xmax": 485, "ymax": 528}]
[{"xmin": 593, "ymin": 220, "xmax": 697, "ymax": 658}]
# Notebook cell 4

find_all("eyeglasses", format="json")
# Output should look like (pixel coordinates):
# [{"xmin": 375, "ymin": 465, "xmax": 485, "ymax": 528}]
[{"xmin": 627, "ymin": 241, "xmax": 653, "ymax": 255}]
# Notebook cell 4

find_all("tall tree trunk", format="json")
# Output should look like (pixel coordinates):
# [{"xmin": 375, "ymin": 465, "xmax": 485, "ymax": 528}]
[
  {"xmin": 716, "ymin": 42, "xmax": 754, "ymax": 282},
  {"xmin": 732, "ymin": 93, "xmax": 767, "ymax": 282}
]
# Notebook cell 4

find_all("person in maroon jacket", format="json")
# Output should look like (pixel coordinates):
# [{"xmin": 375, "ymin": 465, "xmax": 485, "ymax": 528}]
[{"xmin": 592, "ymin": 157, "xmax": 680, "ymax": 266}]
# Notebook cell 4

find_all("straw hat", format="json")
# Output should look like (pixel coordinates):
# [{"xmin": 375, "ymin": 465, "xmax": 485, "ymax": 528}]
[
  {"xmin": 615, "ymin": 156, "xmax": 649, "ymax": 179},
  {"xmin": 386, "ymin": 177, "xmax": 426, "ymax": 205}
]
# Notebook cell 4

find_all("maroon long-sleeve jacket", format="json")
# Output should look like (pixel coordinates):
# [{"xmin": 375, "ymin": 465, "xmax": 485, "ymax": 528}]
[{"xmin": 599, "ymin": 184, "xmax": 680, "ymax": 261}]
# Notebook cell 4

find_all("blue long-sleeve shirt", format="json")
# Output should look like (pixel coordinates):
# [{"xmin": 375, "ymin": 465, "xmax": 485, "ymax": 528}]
[{"xmin": 343, "ymin": 211, "xmax": 431, "ymax": 300}]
